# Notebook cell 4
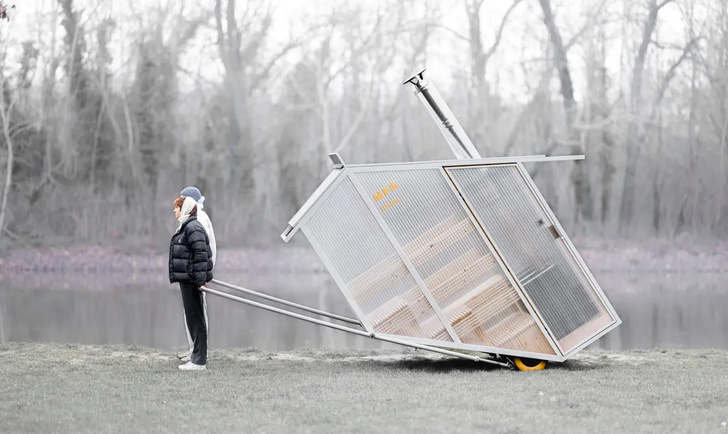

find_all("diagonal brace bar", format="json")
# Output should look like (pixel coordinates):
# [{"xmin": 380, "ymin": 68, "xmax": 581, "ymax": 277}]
[
  {"xmin": 210, "ymin": 279, "xmax": 361, "ymax": 326},
  {"xmin": 202, "ymin": 286, "xmax": 508, "ymax": 367}
]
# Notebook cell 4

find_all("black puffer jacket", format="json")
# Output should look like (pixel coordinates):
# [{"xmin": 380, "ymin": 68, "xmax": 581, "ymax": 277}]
[{"xmin": 168, "ymin": 217, "xmax": 213, "ymax": 286}]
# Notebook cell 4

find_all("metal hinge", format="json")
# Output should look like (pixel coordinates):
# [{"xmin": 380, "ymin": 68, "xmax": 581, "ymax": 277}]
[{"xmin": 548, "ymin": 224, "xmax": 562, "ymax": 240}]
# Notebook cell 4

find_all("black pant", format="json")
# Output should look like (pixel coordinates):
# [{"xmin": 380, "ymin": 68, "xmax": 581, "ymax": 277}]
[{"xmin": 180, "ymin": 282, "xmax": 207, "ymax": 365}]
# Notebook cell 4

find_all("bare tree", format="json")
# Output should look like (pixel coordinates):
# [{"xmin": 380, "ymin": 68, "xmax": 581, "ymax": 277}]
[
  {"xmin": 442, "ymin": 0, "xmax": 524, "ymax": 151},
  {"xmin": 618, "ymin": 0, "xmax": 676, "ymax": 234},
  {"xmin": 213, "ymin": 0, "xmax": 298, "ymax": 234},
  {"xmin": 538, "ymin": 0, "xmax": 594, "ymax": 223},
  {"xmin": 700, "ymin": 0, "xmax": 728, "ymax": 233},
  {"xmin": 2, "ymin": 0, "xmax": 728, "ymax": 245},
  {"xmin": 0, "ymin": 72, "xmax": 15, "ymax": 242}
]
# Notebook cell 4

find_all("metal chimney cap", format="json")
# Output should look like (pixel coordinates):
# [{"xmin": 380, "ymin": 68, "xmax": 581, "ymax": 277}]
[{"xmin": 403, "ymin": 67, "xmax": 427, "ymax": 85}]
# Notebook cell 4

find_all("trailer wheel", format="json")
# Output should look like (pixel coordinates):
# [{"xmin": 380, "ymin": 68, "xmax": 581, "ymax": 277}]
[{"xmin": 513, "ymin": 357, "xmax": 547, "ymax": 371}]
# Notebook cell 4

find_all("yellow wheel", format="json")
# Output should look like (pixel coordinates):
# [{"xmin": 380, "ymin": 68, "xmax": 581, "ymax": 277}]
[{"xmin": 513, "ymin": 357, "xmax": 547, "ymax": 371}]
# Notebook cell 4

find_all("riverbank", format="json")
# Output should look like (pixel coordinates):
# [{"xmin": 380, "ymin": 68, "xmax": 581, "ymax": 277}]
[
  {"xmin": 1, "ymin": 343, "xmax": 726, "ymax": 433},
  {"xmin": 2, "ymin": 239, "xmax": 728, "ymax": 290}
]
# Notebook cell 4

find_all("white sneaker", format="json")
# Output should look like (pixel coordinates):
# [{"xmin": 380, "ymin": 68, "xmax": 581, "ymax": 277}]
[
  {"xmin": 180, "ymin": 354, "xmax": 191, "ymax": 363},
  {"xmin": 178, "ymin": 361, "xmax": 206, "ymax": 371},
  {"xmin": 177, "ymin": 350, "xmax": 192, "ymax": 360}
]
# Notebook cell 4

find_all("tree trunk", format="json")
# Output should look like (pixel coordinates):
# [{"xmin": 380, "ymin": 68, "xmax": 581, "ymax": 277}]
[
  {"xmin": 593, "ymin": 29, "xmax": 615, "ymax": 227},
  {"xmin": 619, "ymin": 0, "xmax": 672, "ymax": 235},
  {"xmin": 465, "ymin": 0, "xmax": 487, "ymax": 147},
  {"xmin": 538, "ymin": 0, "xmax": 593, "ymax": 222},
  {"xmin": 0, "ymin": 90, "xmax": 14, "ymax": 242},
  {"xmin": 712, "ymin": 2, "xmax": 728, "ymax": 233},
  {"xmin": 652, "ymin": 114, "xmax": 663, "ymax": 235}
]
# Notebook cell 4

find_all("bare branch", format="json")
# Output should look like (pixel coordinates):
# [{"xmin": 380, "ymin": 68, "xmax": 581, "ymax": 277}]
[
  {"xmin": 213, "ymin": 0, "xmax": 228, "ymax": 67},
  {"xmin": 656, "ymin": 0, "xmax": 676, "ymax": 11},
  {"xmin": 433, "ymin": 23, "xmax": 470, "ymax": 43},
  {"xmin": 564, "ymin": 0, "xmax": 608, "ymax": 52},
  {"xmin": 631, "ymin": 0, "xmax": 666, "ymax": 103},
  {"xmin": 332, "ymin": 97, "xmax": 369, "ymax": 154},
  {"xmin": 652, "ymin": 37, "xmax": 698, "ymax": 110},
  {"xmin": 483, "ymin": 0, "xmax": 524, "ymax": 62},
  {"xmin": 248, "ymin": 41, "xmax": 300, "ymax": 94}
]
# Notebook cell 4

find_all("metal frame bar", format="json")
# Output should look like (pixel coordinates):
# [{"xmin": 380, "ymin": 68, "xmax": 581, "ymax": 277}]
[
  {"xmin": 346, "ymin": 155, "xmax": 583, "ymax": 171},
  {"xmin": 210, "ymin": 279, "xmax": 361, "ymax": 326},
  {"xmin": 514, "ymin": 163, "xmax": 622, "ymax": 355},
  {"xmin": 376, "ymin": 333, "xmax": 566, "ymax": 362},
  {"xmin": 444, "ymin": 164, "xmax": 568, "ymax": 355},
  {"xmin": 301, "ymin": 223, "xmax": 376, "ymax": 333},
  {"xmin": 437, "ymin": 166, "xmax": 564, "ymax": 357},
  {"xmin": 348, "ymin": 174, "xmax": 463, "ymax": 344},
  {"xmin": 282, "ymin": 156, "xmax": 586, "ymax": 242},
  {"xmin": 202, "ymin": 286, "xmax": 508, "ymax": 367}
]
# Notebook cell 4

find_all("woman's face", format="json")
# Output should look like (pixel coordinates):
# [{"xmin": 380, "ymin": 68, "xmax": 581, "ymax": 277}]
[{"xmin": 174, "ymin": 206, "xmax": 181, "ymax": 219}]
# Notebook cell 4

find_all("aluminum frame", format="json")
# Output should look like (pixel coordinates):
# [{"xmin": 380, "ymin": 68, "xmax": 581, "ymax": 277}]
[
  {"xmin": 516, "ymin": 162, "xmax": 621, "ymax": 323},
  {"xmin": 444, "ymin": 163, "xmax": 569, "ymax": 355},
  {"xmin": 376, "ymin": 333, "xmax": 566, "ymax": 362},
  {"xmin": 437, "ymin": 166, "xmax": 563, "ymax": 357},
  {"xmin": 210, "ymin": 279, "xmax": 360, "ymax": 325},
  {"xmin": 513, "ymin": 162, "xmax": 622, "ymax": 355},
  {"xmin": 348, "ymin": 174, "xmax": 462, "ymax": 344},
  {"xmin": 284, "ymin": 156, "xmax": 619, "ymax": 362},
  {"xmin": 280, "ymin": 155, "xmax": 584, "ymax": 243},
  {"xmin": 346, "ymin": 155, "xmax": 583, "ymax": 171},
  {"xmin": 445, "ymin": 162, "xmax": 620, "ymax": 355}
]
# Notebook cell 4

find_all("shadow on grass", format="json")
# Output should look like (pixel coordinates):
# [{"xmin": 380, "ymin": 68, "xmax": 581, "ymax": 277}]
[
  {"xmin": 362, "ymin": 356, "xmax": 604, "ymax": 373},
  {"xmin": 365, "ymin": 356, "xmax": 505, "ymax": 373},
  {"xmin": 547, "ymin": 359, "xmax": 601, "ymax": 371}
]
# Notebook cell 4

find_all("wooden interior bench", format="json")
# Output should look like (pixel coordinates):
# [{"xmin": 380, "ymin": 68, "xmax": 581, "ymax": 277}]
[{"xmin": 343, "ymin": 214, "xmax": 555, "ymax": 355}]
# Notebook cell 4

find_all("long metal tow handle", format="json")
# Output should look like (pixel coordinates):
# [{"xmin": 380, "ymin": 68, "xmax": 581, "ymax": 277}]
[
  {"xmin": 210, "ymin": 279, "xmax": 360, "ymax": 326},
  {"xmin": 202, "ymin": 286, "xmax": 507, "ymax": 367}
]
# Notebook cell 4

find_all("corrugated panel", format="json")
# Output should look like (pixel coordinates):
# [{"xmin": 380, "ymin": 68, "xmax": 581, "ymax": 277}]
[
  {"xmin": 353, "ymin": 169, "xmax": 555, "ymax": 355},
  {"xmin": 447, "ymin": 165, "xmax": 614, "ymax": 352},
  {"xmin": 302, "ymin": 176, "xmax": 451, "ymax": 341}
]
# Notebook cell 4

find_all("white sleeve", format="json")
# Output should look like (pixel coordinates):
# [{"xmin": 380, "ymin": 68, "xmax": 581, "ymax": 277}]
[{"xmin": 199, "ymin": 211, "xmax": 217, "ymax": 269}]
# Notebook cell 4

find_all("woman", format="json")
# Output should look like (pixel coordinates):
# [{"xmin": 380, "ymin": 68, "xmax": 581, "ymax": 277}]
[
  {"xmin": 169, "ymin": 195, "xmax": 213, "ymax": 370},
  {"xmin": 176, "ymin": 187, "xmax": 216, "ymax": 363}
]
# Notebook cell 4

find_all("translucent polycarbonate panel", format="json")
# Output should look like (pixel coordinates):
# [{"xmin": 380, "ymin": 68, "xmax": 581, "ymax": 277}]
[
  {"xmin": 303, "ymin": 177, "xmax": 451, "ymax": 341},
  {"xmin": 447, "ymin": 165, "xmax": 614, "ymax": 352},
  {"xmin": 353, "ymin": 169, "xmax": 555, "ymax": 355}
]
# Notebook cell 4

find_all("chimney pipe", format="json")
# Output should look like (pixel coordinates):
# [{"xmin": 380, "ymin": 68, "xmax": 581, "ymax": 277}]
[{"xmin": 403, "ymin": 68, "xmax": 481, "ymax": 159}]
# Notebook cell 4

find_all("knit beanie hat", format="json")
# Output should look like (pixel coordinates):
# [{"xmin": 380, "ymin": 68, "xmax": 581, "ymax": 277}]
[{"xmin": 180, "ymin": 186, "xmax": 202, "ymax": 202}]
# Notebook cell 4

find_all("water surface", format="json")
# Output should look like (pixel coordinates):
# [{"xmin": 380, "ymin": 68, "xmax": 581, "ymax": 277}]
[{"xmin": 1, "ymin": 270, "xmax": 726, "ymax": 352}]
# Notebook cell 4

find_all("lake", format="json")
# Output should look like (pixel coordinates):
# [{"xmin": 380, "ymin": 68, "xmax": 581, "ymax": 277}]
[{"xmin": 1, "ymin": 269, "xmax": 726, "ymax": 352}]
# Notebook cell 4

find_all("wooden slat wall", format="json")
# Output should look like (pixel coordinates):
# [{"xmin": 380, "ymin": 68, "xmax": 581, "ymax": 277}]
[{"xmin": 343, "ymin": 215, "xmax": 556, "ymax": 355}]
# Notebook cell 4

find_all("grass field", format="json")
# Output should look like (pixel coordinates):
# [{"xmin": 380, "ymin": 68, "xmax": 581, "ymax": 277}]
[{"xmin": 1, "ymin": 343, "xmax": 727, "ymax": 433}]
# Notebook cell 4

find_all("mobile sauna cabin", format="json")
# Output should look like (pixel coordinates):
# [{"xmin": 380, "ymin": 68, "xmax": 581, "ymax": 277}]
[
  {"xmin": 280, "ymin": 154, "xmax": 621, "ymax": 365},
  {"xmin": 203, "ymin": 69, "xmax": 620, "ymax": 370}
]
